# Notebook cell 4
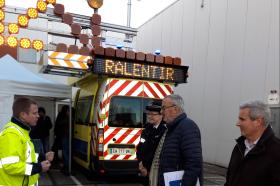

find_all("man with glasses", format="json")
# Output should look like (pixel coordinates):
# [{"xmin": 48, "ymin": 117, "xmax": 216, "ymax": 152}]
[
  {"xmin": 149, "ymin": 94, "xmax": 203, "ymax": 186},
  {"xmin": 137, "ymin": 100, "xmax": 166, "ymax": 186}
]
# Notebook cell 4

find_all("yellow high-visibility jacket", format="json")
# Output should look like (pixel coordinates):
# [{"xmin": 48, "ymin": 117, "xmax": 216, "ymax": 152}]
[{"xmin": 0, "ymin": 120, "xmax": 39, "ymax": 186}]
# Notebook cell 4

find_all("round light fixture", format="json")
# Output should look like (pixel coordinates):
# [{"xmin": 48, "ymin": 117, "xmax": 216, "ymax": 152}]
[
  {"xmin": 8, "ymin": 23, "xmax": 19, "ymax": 34},
  {"xmin": 20, "ymin": 38, "xmax": 31, "ymax": 49},
  {"xmin": 0, "ymin": 34, "xmax": 4, "ymax": 46},
  {"xmin": 27, "ymin": 8, "xmax": 39, "ymax": 19},
  {"xmin": 6, "ymin": 36, "xmax": 18, "ymax": 48},
  {"xmin": 0, "ymin": 0, "xmax": 5, "ymax": 8},
  {"xmin": 37, "ymin": 0, "xmax": 48, "ymax": 13},
  {"xmin": 0, "ymin": 22, "xmax": 4, "ymax": 33},
  {"xmin": 0, "ymin": 9, "xmax": 5, "ymax": 21},
  {"xmin": 18, "ymin": 15, "xmax": 29, "ymax": 27},
  {"xmin": 87, "ymin": 0, "xmax": 103, "ymax": 9},
  {"xmin": 32, "ymin": 39, "xmax": 44, "ymax": 51},
  {"xmin": 46, "ymin": 0, "xmax": 56, "ymax": 5}
]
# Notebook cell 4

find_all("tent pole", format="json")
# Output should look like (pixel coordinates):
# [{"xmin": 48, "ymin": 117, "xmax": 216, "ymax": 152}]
[{"xmin": 69, "ymin": 100, "xmax": 72, "ymax": 175}]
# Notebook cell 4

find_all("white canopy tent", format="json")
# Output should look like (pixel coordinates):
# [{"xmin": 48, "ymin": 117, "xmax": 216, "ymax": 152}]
[
  {"xmin": 0, "ymin": 54, "xmax": 73, "ymax": 172},
  {"xmin": 0, "ymin": 54, "xmax": 72, "ymax": 127}
]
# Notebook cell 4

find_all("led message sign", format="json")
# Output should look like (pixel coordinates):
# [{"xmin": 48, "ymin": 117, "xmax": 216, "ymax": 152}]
[{"xmin": 93, "ymin": 58, "xmax": 188, "ymax": 84}]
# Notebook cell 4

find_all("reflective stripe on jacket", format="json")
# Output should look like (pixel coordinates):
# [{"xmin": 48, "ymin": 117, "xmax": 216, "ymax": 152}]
[{"xmin": 0, "ymin": 122, "xmax": 39, "ymax": 186}]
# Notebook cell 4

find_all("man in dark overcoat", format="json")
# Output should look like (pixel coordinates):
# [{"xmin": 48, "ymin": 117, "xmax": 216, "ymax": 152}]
[
  {"xmin": 149, "ymin": 94, "xmax": 203, "ymax": 186},
  {"xmin": 225, "ymin": 100, "xmax": 280, "ymax": 186}
]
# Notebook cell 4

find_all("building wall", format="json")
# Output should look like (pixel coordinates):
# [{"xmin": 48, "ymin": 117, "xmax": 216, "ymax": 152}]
[{"xmin": 136, "ymin": 0, "xmax": 279, "ymax": 166}]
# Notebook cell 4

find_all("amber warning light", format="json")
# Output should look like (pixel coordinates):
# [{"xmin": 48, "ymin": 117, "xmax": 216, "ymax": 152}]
[{"xmin": 92, "ymin": 58, "xmax": 189, "ymax": 84}]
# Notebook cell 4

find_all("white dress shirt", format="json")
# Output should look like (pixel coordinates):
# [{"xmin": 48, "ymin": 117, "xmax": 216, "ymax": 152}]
[{"xmin": 244, "ymin": 137, "xmax": 260, "ymax": 156}]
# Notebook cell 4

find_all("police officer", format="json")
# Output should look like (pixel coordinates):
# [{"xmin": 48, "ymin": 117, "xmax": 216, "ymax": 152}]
[{"xmin": 137, "ymin": 100, "xmax": 166, "ymax": 186}]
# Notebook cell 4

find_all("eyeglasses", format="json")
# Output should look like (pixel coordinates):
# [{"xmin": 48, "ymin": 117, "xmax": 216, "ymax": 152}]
[{"xmin": 161, "ymin": 105, "xmax": 176, "ymax": 110}]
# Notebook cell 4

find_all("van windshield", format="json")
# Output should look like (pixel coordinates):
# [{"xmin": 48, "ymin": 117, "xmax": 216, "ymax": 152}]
[{"xmin": 108, "ymin": 96, "xmax": 159, "ymax": 128}]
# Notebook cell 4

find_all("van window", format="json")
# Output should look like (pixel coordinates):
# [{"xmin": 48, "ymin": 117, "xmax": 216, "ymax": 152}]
[
  {"xmin": 108, "ymin": 96, "xmax": 158, "ymax": 128},
  {"xmin": 75, "ymin": 96, "xmax": 93, "ymax": 125}
]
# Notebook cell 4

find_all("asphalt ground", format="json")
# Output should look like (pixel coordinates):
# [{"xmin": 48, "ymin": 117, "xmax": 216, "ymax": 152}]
[{"xmin": 39, "ymin": 162, "xmax": 227, "ymax": 186}]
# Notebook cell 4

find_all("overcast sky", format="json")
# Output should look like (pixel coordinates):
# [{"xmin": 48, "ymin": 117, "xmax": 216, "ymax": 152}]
[{"xmin": 5, "ymin": 0, "xmax": 177, "ymax": 28}]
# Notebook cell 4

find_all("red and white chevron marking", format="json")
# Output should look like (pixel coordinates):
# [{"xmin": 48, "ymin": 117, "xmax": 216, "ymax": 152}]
[
  {"xmin": 103, "ymin": 128, "xmax": 142, "ymax": 160},
  {"xmin": 96, "ymin": 78, "xmax": 173, "ymax": 160},
  {"xmin": 143, "ymin": 82, "xmax": 173, "ymax": 98}
]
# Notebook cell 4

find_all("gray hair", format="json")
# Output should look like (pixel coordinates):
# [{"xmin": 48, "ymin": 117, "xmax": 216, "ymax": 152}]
[
  {"xmin": 165, "ymin": 94, "xmax": 185, "ymax": 112},
  {"xmin": 239, "ymin": 100, "xmax": 271, "ymax": 126}
]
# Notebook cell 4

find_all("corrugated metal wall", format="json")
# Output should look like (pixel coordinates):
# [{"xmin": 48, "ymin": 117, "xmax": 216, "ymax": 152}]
[{"xmin": 136, "ymin": 0, "xmax": 279, "ymax": 166}]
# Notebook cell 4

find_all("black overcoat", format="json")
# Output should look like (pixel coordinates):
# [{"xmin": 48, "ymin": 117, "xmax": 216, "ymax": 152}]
[
  {"xmin": 225, "ymin": 126, "xmax": 280, "ymax": 186},
  {"xmin": 137, "ymin": 121, "xmax": 166, "ymax": 171}
]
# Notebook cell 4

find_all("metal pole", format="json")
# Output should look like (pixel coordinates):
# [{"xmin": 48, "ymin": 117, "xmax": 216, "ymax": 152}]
[
  {"xmin": 69, "ymin": 101, "xmax": 72, "ymax": 175},
  {"xmin": 127, "ymin": 0, "xmax": 131, "ymax": 27}
]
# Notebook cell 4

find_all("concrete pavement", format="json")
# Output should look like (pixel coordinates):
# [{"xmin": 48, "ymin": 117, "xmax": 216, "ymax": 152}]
[
  {"xmin": 39, "ymin": 163, "xmax": 227, "ymax": 186},
  {"xmin": 203, "ymin": 163, "xmax": 226, "ymax": 186}
]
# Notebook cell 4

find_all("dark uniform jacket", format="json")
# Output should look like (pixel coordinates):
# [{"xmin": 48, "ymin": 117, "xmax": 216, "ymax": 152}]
[
  {"xmin": 137, "ymin": 121, "xmax": 166, "ymax": 172},
  {"xmin": 225, "ymin": 125, "xmax": 280, "ymax": 186},
  {"xmin": 158, "ymin": 113, "xmax": 203, "ymax": 186}
]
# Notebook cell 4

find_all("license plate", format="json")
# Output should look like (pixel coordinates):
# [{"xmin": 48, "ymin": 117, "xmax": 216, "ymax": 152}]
[{"xmin": 109, "ymin": 148, "xmax": 134, "ymax": 155}]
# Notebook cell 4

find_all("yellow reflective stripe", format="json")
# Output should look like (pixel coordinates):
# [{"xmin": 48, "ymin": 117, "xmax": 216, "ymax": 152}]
[
  {"xmin": 1, "ymin": 156, "xmax": 20, "ymax": 165},
  {"xmin": 25, "ymin": 163, "xmax": 33, "ymax": 175}
]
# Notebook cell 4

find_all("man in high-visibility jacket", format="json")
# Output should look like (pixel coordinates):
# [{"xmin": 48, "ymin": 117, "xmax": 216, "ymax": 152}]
[{"xmin": 0, "ymin": 97, "xmax": 54, "ymax": 186}]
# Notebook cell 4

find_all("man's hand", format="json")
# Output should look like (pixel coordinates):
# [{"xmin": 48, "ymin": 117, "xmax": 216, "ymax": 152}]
[
  {"xmin": 41, "ymin": 160, "xmax": 51, "ymax": 172},
  {"xmin": 45, "ymin": 151, "xmax": 54, "ymax": 162},
  {"xmin": 139, "ymin": 161, "xmax": 148, "ymax": 177}
]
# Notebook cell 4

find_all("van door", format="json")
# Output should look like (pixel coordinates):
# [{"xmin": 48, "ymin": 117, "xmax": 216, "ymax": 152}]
[{"xmin": 73, "ymin": 89, "xmax": 94, "ymax": 168}]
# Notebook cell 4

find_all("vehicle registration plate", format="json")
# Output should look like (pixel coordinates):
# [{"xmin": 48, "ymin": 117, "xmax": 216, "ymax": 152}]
[{"xmin": 109, "ymin": 148, "xmax": 134, "ymax": 155}]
